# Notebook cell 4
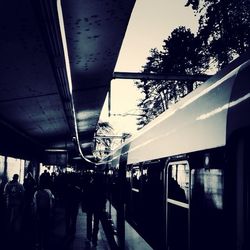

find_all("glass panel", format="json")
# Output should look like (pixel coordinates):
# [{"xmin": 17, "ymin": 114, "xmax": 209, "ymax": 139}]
[
  {"xmin": 191, "ymin": 168, "xmax": 223, "ymax": 210},
  {"xmin": 0, "ymin": 156, "xmax": 5, "ymax": 177},
  {"xmin": 169, "ymin": 163, "xmax": 189, "ymax": 203},
  {"xmin": 131, "ymin": 167, "xmax": 140, "ymax": 191}
]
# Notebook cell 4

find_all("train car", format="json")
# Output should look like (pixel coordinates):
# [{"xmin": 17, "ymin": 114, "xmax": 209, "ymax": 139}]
[{"xmin": 101, "ymin": 52, "xmax": 250, "ymax": 250}]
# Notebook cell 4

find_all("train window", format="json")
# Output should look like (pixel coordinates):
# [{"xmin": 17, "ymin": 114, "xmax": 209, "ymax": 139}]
[
  {"xmin": 142, "ymin": 160, "xmax": 163, "ymax": 184},
  {"xmin": 0, "ymin": 155, "xmax": 5, "ymax": 176},
  {"xmin": 131, "ymin": 166, "xmax": 141, "ymax": 192},
  {"xmin": 191, "ymin": 168, "xmax": 223, "ymax": 210},
  {"xmin": 142, "ymin": 167, "xmax": 147, "ymax": 176},
  {"xmin": 167, "ymin": 162, "xmax": 189, "ymax": 205},
  {"xmin": 126, "ymin": 168, "xmax": 132, "ymax": 179}
]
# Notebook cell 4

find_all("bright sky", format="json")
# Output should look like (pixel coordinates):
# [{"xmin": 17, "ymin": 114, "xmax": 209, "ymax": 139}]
[{"xmin": 100, "ymin": 0, "xmax": 199, "ymax": 135}]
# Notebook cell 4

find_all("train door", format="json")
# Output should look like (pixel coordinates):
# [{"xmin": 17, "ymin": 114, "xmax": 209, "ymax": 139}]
[
  {"xmin": 246, "ymin": 135, "xmax": 250, "ymax": 250},
  {"xmin": 235, "ymin": 132, "xmax": 250, "ymax": 250},
  {"xmin": 166, "ymin": 160, "xmax": 190, "ymax": 250}
]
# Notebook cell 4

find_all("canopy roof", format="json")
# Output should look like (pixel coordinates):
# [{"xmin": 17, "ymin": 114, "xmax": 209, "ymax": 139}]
[{"xmin": 0, "ymin": 0, "xmax": 135, "ymax": 162}]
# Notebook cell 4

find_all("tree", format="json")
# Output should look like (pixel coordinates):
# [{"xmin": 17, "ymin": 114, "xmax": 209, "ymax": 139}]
[
  {"xmin": 135, "ymin": 48, "xmax": 164, "ymax": 128},
  {"xmin": 93, "ymin": 121, "xmax": 114, "ymax": 160},
  {"xmin": 186, "ymin": 0, "xmax": 250, "ymax": 68},
  {"xmin": 161, "ymin": 26, "xmax": 208, "ymax": 92},
  {"xmin": 185, "ymin": 0, "xmax": 199, "ymax": 10},
  {"xmin": 93, "ymin": 122, "xmax": 131, "ymax": 160},
  {"xmin": 135, "ymin": 27, "xmax": 208, "ymax": 129}
]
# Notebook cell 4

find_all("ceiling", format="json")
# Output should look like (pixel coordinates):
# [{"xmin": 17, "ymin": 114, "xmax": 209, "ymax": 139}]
[{"xmin": 0, "ymin": 0, "xmax": 135, "ymax": 163}]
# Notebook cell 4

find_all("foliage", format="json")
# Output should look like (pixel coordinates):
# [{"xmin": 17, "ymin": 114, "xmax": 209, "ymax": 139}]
[
  {"xmin": 185, "ymin": 0, "xmax": 200, "ymax": 10},
  {"xmin": 187, "ymin": 0, "xmax": 250, "ymax": 68},
  {"xmin": 136, "ymin": 27, "xmax": 207, "ymax": 129},
  {"xmin": 93, "ymin": 122, "xmax": 114, "ymax": 160},
  {"xmin": 93, "ymin": 122, "xmax": 131, "ymax": 160}
]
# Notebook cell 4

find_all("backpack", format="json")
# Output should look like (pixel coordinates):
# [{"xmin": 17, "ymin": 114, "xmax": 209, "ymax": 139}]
[
  {"xmin": 35, "ymin": 189, "xmax": 51, "ymax": 212},
  {"xmin": 10, "ymin": 185, "xmax": 18, "ymax": 198}
]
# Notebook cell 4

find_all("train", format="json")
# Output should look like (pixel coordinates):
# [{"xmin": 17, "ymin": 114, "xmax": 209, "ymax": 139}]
[{"xmin": 99, "ymin": 52, "xmax": 250, "ymax": 250}]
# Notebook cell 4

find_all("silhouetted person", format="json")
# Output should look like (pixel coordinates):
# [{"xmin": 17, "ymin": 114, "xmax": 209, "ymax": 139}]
[
  {"xmin": 33, "ymin": 176, "xmax": 54, "ymax": 250},
  {"xmin": 168, "ymin": 176, "xmax": 186, "ymax": 202},
  {"xmin": 63, "ymin": 173, "xmax": 81, "ymax": 237},
  {"xmin": 0, "ymin": 176, "xmax": 8, "ymax": 247},
  {"xmin": 39, "ymin": 170, "xmax": 52, "ymax": 190},
  {"xmin": 4, "ymin": 174, "xmax": 25, "ymax": 234},
  {"xmin": 85, "ymin": 172, "xmax": 106, "ymax": 246},
  {"xmin": 22, "ymin": 172, "xmax": 37, "ymax": 246},
  {"xmin": 23, "ymin": 172, "xmax": 36, "ymax": 209}
]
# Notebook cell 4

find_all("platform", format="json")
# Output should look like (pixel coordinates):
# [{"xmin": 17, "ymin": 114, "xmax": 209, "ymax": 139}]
[{"xmin": 1, "ymin": 202, "xmax": 110, "ymax": 250}]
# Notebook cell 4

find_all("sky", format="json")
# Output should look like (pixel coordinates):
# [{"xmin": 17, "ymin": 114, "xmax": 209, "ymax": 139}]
[{"xmin": 100, "ymin": 0, "xmax": 199, "ymax": 135}]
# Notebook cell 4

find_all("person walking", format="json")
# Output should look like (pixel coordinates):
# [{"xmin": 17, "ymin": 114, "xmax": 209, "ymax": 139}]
[
  {"xmin": 23, "ymin": 172, "xmax": 36, "ymax": 215},
  {"xmin": 85, "ymin": 171, "xmax": 106, "ymax": 246},
  {"xmin": 4, "ymin": 174, "xmax": 25, "ymax": 233},
  {"xmin": 33, "ymin": 175, "xmax": 54, "ymax": 250},
  {"xmin": 63, "ymin": 173, "xmax": 82, "ymax": 238}
]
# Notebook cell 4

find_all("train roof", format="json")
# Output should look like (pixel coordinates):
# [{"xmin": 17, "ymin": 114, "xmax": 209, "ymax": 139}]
[{"xmin": 105, "ymin": 52, "xmax": 250, "ymax": 165}]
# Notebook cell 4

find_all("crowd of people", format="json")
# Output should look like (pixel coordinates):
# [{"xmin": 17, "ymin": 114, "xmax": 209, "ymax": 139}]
[{"xmin": 0, "ymin": 169, "xmax": 107, "ymax": 250}]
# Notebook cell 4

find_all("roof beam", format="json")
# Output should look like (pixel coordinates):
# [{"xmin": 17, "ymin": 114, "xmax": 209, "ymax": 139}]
[
  {"xmin": 94, "ymin": 135, "xmax": 125, "ymax": 139},
  {"xmin": 113, "ymin": 72, "xmax": 212, "ymax": 82}
]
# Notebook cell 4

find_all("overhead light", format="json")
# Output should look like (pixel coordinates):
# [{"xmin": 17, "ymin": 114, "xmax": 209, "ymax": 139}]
[
  {"xmin": 45, "ymin": 149, "xmax": 67, "ymax": 152},
  {"xmin": 72, "ymin": 156, "xmax": 82, "ymax": 160}
]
